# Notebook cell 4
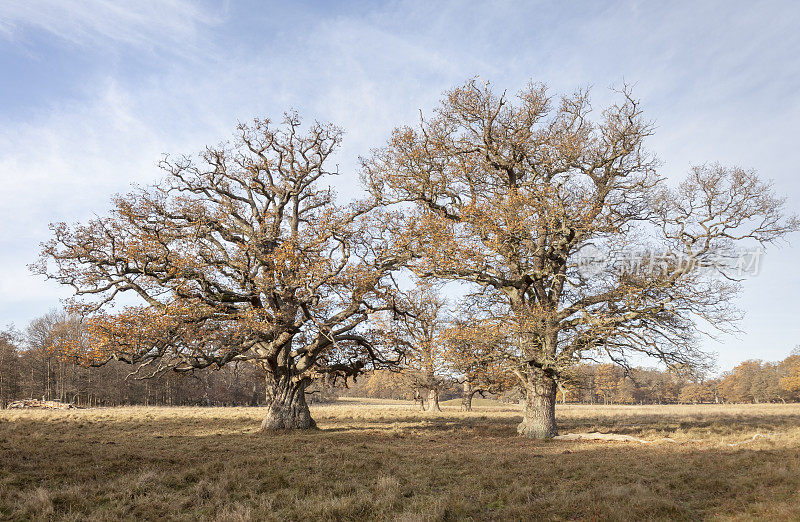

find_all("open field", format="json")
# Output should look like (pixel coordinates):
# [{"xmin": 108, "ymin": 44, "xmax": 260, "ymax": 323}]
[{"xmin": 2, "ymin": 400, "xmax": 800, "ymax": 520}]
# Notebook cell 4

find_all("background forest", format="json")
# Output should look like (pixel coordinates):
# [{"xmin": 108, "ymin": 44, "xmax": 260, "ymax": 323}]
[{"xmin": 2, "ymin": 312, "xmax": 799, "ymax": 408}]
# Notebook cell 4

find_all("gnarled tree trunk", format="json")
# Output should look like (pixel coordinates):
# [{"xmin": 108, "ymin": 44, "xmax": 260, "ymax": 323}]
[
  {"xmin": 517, "ymin": 368, "xmax": 558, "ymax": 439},
  {"xmin": 461, "ymin": 381, "xmax": 475, "ymax": 411},
  {"xmin": 425, "ymin": 387, "xmax": 441, "ymax": 412},
  {"xmin": 261, "ymin": 376, "xmax": 316, "ymax": 430},
  {"xmin": 556, "ymin": 380, "xmax": 568, "ymax": 405},
  {"xmin": 413, "ymin": 389, "xmax": 426, "ymax": 411}
]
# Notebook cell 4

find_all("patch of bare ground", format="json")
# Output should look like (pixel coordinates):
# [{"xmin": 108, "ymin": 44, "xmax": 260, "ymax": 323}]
[{"xmin": 2, "ymin": 401, "xmax": 800, "ymax": 520}]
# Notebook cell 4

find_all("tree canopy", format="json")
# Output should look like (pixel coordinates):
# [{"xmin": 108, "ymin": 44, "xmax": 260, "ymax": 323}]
[
  {"xmin": 362, "ymin": 79, "xmax": 798, "ymax": 437},
  {"xmin": 35, "ymin": 79, "xmax": 798, "ymax": 437},
  {"xmin": 35, "ymin": 114, "xmax": 405, "ymax": 429}
]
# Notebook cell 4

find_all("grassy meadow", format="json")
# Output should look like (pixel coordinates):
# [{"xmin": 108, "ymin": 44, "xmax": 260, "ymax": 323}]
[{"xmin": 2, "ymin": 399, "xmax": 800, "ymax": 520}]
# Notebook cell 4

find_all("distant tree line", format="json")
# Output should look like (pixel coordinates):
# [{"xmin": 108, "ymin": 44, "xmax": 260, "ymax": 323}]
[
  {"xmin": 557, "ymin": 356, "xmax": 800, "ymax": 404},
  {"xmin": 0, "ymin": 313, "xmax": 268, "ymax": 408},
  {"xmin": 348, "ymin": 353, "xmax": 800, "ymax": 406},
  {"xmin": 3, "ymin": 311, "xmax": 800, "ymax": 409}
]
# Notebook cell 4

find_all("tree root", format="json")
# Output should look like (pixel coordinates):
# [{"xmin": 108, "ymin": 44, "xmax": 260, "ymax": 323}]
[
  {"xmin": 727, "ymin": 433, "xmax": 772, "ymax": 446},
  {"xmin": 553, "ymin": 432, "xmax": 676, "ymax": 444},
  {"xmin": 555, "ymin": 432, "xmax": 773, "ymax": 445},
  {"xmin": 7, "ymin": 399, "xmax": 78, "ymax": 409}
]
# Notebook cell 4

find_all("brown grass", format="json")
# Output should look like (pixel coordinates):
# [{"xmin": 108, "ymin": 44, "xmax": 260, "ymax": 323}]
[{"xmin": 2, "ymin": 399, "xmax": 800, "ymax": 520}]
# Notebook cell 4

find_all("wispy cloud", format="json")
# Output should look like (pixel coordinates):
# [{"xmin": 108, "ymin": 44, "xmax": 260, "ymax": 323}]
[
  {"xmin": 0, "ymin": 0, "xmax": 221, "ymax": 56},
  {"xmin": 1, "ymin": 0, "xmax": 799, "ymax": 368}
]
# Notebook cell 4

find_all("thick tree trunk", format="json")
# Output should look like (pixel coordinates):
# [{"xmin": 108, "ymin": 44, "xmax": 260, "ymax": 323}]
[
  {"xmin": 261, "ymin": 376, "xmax": 316, "ymax": 430},
  {"xmin": 556, "ymin": 380, "xmax": 567, "ymax": 405},
  {"xmin": 517, "ymin": 368, "xmax": 558, "ymax": 439},
  {"xmin": 265, "ymin": 373, "xmax": 275, "ymax": 404},
  {"xmin": 250, "ymin": 382, "xmax": 259, "ymax": 407},
  {"xmin": 413, "ymin": 389, "xmax": 425, "ymax": 410},
  {"xmin": 461, "ymin": 381, "xmax": 474, "ymax": 411},
  {"xmin": 425, "ymin": 387, "xmax": 441, "ymax": 412}
]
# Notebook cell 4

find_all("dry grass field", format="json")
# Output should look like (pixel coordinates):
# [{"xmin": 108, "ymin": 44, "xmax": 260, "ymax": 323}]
[{"xmin": 2, "ymin": 399, "xmax": 800, "ymax": 521}]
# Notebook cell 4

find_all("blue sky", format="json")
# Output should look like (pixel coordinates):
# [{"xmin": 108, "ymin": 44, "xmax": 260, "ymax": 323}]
[{"xmin": 1, "ymin": 0, "xmax": 799, "ymax": 372}]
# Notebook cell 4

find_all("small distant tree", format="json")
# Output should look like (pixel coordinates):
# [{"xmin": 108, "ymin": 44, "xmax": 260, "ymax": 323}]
[
  {"xmin": 364, "ymin": 78, "xmax": 798, "ymax": 437},
  {"xmin": 594, "ymin": 364, "xmax": 621, "ymax": 405},
  {"xmin": 570, "ymin": 364, "xmax": 598, "ymax": 403},
  {"xmin": 678, "ymin": 381, "xmax": 715, "ymax": 404},
  {"xmin": 35, "ymin": 115, "xmax": 404, "ymax": 430},
  {"xmin": 25, "ymin": 310, "xmax": 64, "ymax": 401},
  {"xmin": 23, "ymin": 310, "xmax": 84, "ymax": 403},
  {"xmin": 379, "ymin": 284, "xmax": 450, "ymax": 411},
  {"xmin": 615, "ymin": 375, "xmax": 639, "ymax": 404},
  {"xmin": 442, "ymin": 318, "xmax": 515, "ymax": 411},
  {"xmin": 0, "ymin": 328, "xmax": 22, "ymax": 408},
  {"xmin": 364, "ymin": 370, "xmax": 415, "ymax": 400}
]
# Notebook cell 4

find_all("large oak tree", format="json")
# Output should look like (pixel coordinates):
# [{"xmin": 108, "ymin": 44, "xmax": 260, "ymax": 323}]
[
  {"xmin": 363, "ymin": 79, "xmax": 798, "ymax": 438},
  {"xmin": 36, "ymin": 114, "xmax": 404, "ymax": 430}
]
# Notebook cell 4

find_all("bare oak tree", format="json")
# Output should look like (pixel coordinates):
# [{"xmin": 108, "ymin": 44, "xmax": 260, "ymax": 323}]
[
  {"xmin": 35, "ymin": 114, "xmax": 403, "ymax": 430},
  {"xmin": 363, "ymin": 79, "xmax": 798, "ymax": 438}
]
